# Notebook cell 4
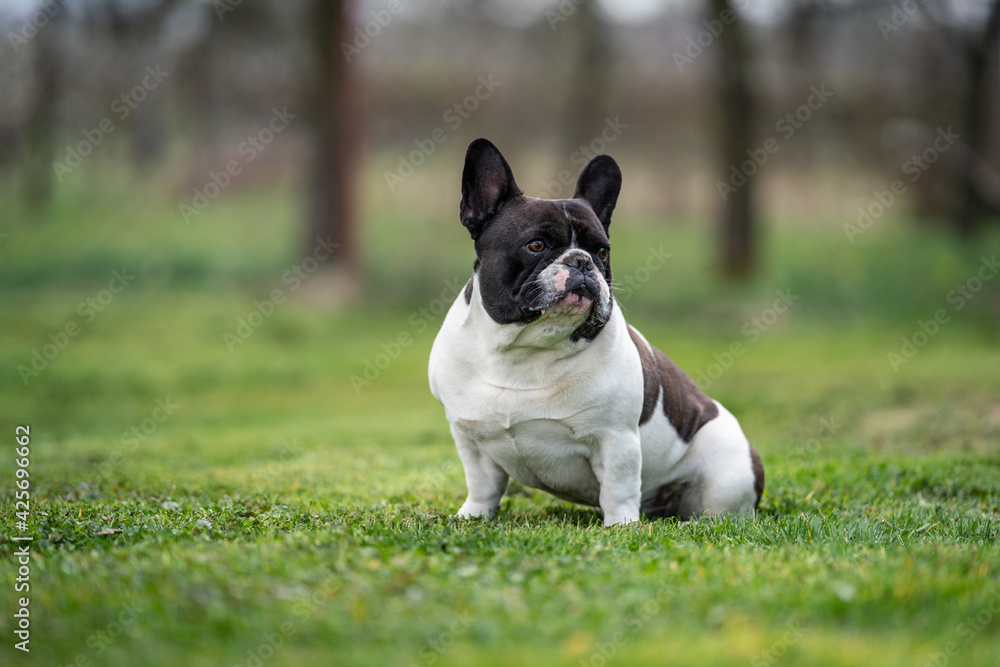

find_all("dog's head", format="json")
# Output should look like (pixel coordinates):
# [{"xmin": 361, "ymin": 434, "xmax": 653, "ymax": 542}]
[{"xmin": 459, "ymin": 138, "xmax": 622, "ymax": 341}]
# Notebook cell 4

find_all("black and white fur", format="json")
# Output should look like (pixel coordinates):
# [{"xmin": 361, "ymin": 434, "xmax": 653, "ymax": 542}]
[{"xmin": 428, "ymin": 139, "xmax": 764, "ymax": 526}]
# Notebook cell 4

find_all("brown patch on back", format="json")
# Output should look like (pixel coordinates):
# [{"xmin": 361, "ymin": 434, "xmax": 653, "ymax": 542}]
[
  {"xmin": 749, "ymin": 442, "xmax": 765, "ymax": 508},
  {"xmin": 627, "ymin": 325, "xmax": 719, "ymax": 441},
  {"xmin": 626, "ymin": 325, "xmax": 659, "ymax": 425},
  {"xmin": 656, "ymin": 346, "xmax": 719, "ymax": 441}
]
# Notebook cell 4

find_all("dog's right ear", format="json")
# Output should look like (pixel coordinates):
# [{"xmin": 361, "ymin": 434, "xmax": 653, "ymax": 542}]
[{"xmin": 460, "ymin": 138, "xmax": 522, "ymax": 240}]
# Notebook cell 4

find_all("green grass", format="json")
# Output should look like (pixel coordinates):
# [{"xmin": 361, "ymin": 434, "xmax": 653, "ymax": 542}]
[{"xmin": 1, "ymin": 172, "xmax": 999, "ymax": 666}]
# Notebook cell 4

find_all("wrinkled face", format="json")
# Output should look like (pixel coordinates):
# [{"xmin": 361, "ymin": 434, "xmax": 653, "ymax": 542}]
[
  {"xmin": 474, "ymin": 197, "xmax": 613, "ymax": 339},
  {"xmin": 458, "ymin": 138, "xmax": 623, "ymax": 343}
]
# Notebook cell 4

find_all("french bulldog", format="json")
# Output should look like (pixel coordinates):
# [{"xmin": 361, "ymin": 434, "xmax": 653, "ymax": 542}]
[{"xmin": 428, "ymin": 138, "xmax": 763, "ymax": 526}]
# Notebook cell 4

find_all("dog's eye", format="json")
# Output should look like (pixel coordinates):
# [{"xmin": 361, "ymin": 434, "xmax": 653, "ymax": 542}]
[
  {"xmin": 597, "ymin": 247, "xmax": 609, "ymax": 261},
  {"xmin": 526, "ymin": 240, "xmax": 545, "ymax": 253}
]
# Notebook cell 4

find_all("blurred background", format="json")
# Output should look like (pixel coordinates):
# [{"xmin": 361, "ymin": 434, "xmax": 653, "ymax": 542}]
[
  {"xmin": 2, "ymin": 0, "xmax": 998, "ymax": 290},
  {"xmin": 2, "ymin": 3, "xmax": 1000, "ymax": 664},
  {"xmin": 2, "ymin": 0, "xmax": 1000, "ymax": 436}
]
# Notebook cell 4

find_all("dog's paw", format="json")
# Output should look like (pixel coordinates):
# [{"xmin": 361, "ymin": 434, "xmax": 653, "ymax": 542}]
[
  {"xmin": 603, "ymin": 513, "xmax": 640, "ymax": 527},
  {"xmin": 455, "ymin": 501, "xmax": 498, "ymax": 519}
]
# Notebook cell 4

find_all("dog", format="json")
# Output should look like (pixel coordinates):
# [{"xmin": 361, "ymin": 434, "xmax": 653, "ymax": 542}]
[{"xmin": 428, "ymin": 138, "xmax": 763, "ymax": 526}]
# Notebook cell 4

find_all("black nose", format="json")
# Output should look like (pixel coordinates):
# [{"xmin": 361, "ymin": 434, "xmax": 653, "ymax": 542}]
[{"xmin": 566, "ymin": 254, "xmax": 593, "ymax": 272}]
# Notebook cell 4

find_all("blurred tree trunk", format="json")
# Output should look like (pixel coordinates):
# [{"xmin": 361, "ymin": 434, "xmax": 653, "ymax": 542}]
[
  {"xmin": 304, "ymin": 0, "xmax": 362, "ymax": 294},
  {"xmin": 787, "ymin": 0, "xmax": 820, "ymax": 89},
  {"xmin": 955, "ymin": 0, "xmax": 1000, "ymax": 235},
  {"xmin": 106, "ymin": 5, "xmax": 170, "ymax": 169},
  {"xmin": 23, "ymin": 2, "xmax": 61, "ymax": 207},
  {"xmin": 176, "ymin": 36, "xmax": 220, "ymax": 149},
  {"xmin": 560, "ymin": 0, "xmax": 613, "ymax": 158},
  {"xmin": 911, "ymin": 25, "xmax": 960, "ymax": 221},
  {"xmin": 712, "ymin": 0, "xmax": 757, "ymax": 278},
  {"xmin": 126, "ymin": 43, "xmax": 167, "ymax": 168}
]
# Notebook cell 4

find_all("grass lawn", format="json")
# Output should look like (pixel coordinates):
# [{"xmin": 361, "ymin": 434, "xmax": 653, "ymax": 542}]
[{"xmin": 1, "ymin": 176, "xmax": 999, "ymax": 666}]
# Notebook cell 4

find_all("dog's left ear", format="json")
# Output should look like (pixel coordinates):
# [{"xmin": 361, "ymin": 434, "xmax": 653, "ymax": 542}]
[
  {"xmin": 460, "ymin": 138, "xmax": 523, "ymax": 240},
  {"xmin": 573, "ymin": 155, "xmax": 622, "ymax": 234}
]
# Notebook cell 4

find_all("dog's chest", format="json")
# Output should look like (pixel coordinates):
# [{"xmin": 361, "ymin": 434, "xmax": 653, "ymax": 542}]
[{"xmin": 458, "ymin": 414, "xmax": 602, "ymax": 505}]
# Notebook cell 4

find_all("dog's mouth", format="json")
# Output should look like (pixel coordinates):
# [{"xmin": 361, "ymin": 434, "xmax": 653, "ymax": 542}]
[
  {"xmin": 533, "ymin": 289, "xmax": 594, "ymax": 316},
  {"xmin": 525, "ymin": 280, "xmax": 601, "ymax": 317},
  {"xmin": 522, "ymin": 265, "xmax": 610, "ymax": 328}
]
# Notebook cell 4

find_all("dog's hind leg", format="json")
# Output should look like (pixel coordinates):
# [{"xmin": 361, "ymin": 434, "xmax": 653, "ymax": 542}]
[
  {"xmin": 647, "ymin": 407, "xmax": 763, "ymax": 519},
  {"xmin": 641, "ymin": 479, "xmax": 700, "ymax": 520}
]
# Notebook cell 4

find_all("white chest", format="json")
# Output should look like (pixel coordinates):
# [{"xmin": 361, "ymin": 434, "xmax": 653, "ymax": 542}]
[
  {"xmin": 429, "ymin": 289, "xmax": 646, "ymax": 507},
  {"xmin": 453, "ymin": 408, "xmax": 603, "ymax": 505}
]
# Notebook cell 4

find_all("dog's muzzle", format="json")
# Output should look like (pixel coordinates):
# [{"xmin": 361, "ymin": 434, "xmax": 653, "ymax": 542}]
[{"xmin": 526, "ymin": 251, "xmax": 610, "ymax": 323}]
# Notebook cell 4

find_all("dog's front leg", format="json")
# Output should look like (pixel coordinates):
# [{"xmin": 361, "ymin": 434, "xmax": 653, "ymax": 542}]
[
  {"xmin": 452, "ymin": 427, "xmax": 509, "ymax": 519},
  {"xmin": 593, "ymin": 430, "xmax": 643, "ymax": 526}
]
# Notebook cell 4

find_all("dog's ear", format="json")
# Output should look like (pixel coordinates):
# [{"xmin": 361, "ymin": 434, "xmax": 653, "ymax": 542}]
[
  {"xmin": 460, "ymin": 138, "xmax": 522, "ymax": 240},
  {"xmin": 573, "ymin": 154, "xmax": 622, "ymax": 234}
]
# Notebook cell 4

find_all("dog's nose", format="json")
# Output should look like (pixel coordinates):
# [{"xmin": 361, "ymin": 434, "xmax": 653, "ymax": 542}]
[{"xmin": 566, "ymin": 254, "xmax": 593, "ymax": 272}]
